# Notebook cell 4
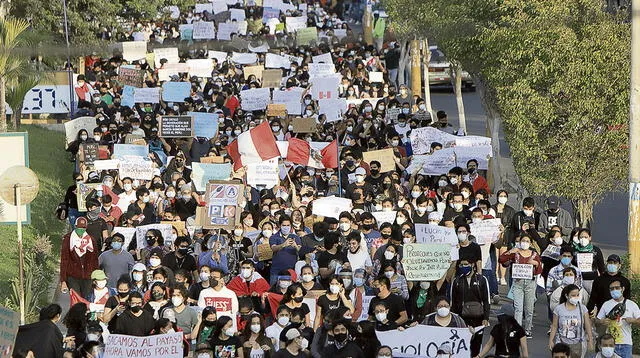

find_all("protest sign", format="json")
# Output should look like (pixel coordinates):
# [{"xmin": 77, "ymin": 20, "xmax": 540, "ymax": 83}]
[
  {"xmin": 161, "ymin": 82, "xmax": 191, "ymax": 103},
  {"xmin": 200, "ymin": 156, "xmax": 225, "ymax": 164},
  {"xmin": 186, "ymin": 59, "xmax": 214, "ymax": 78},
  {"xmin": 369, "ymin": 71, "xmax": 384, "ymax": 83},
  {"xmin": 194, "ymin": 3, "xmax": 213, "ymax": 13},
  {"xmin": 512, "ymin": 264, "xmax": 534, "ymax": 280},
  {"xmin": 205, "ymin": 182, "xmax": 243, "ymax": 229},
  {"xmin": 112, "ymin": 227, "xmax": 136, "ymax": 251},
  {"xmin": 0, "ymin": 306, "xmax": 18, "ymax": 357},
  {"xmin": 65, "ymin": 116, "xmax": 97, "ymax": 144},
  {"xmin": 165, "ymin": 5, "xmax": 180, "ymax": 19},
  {"xmin": 410, "ymin": 127, "xmax": 455, "ymax": 154},
  {"xmin": 469, "ymin": 218, "xmax": 502, "ymax": 245},
  {"xmin": 191, "ymin": 162, "xmax": 233, "ymax": 191},
  {"xmin": 240, "ymin": 88, "xmax": 271, "ymax": 111},
  {"xmin": 376, "ymin": 325, "xmax": 472, "ymax": 358},
  {"xmin": 113, "ymin": 144, "xmax": 149, "ymax": 159},
  {"xmin": 292, "ymin": 117, "xmax": 317, "ymax": 133},
  {"xmin": 265, "ymin": 53, "xmax": 301, "ymax": 69},
  {"xmin": 312, "ymin": 196, "xmax": 352, "ymax": 219},
  {"xmin": 257, "ymin": 242, "xmax": 273, "ymax": 261},
  {"xmin": 576, "ymin": 253, "xmax": 594, "ymax": 272},
  {"xmin": 118, "ymin": 67, "xmax": 144, "ymax": 88},
  {"xmin": 162, "ymin": 220, "xmax": 187, "ymax": 236},
  {"xmin": 246, "ymin": 158, "xmax": 279, "ymax": 188},
  {"xmin": 318, "ymin": 98, "xmax": 346, "ymax": 123},
  {"xmin": 456, "ymin": 134, "xmax": 492, "ymax": 147},
  {"xmin": 229, "ymin": 52, "xmax": 257, "ymax": 65},
  {"xmin": 192, "ymin": 21, "xmax": 216, "ymax": 40},
  {"xmin": 296, "ymin": 27, "xmax": 318, "ymax": 46},
  {"xmin": 262, "ymin": 69, "xmax": 283, "ymax": 88},
  {"xmin": 362, "ymin": 148, "xmax": 395, "ymax": 173},
  {"xmin": 358, "ymin": 296, "xmax": 374, "ymax": 321},
  {"xmin": 94, "ymin": 159, "xmax": 120, "ymax": 171},
  {"xmin": 80, "ymin": 143, "xmax": 99, "ymax": 165},
  {"xmin": 121, "ymin": 85, "xmax": 135, "ymax": 108},
  {"xmin": 266, "ymin": 104, "xmax": 287, "ymax": 117},
  {"xmin": 310, "ymin": 75, "xmax": 340, "ymax": 100},
  {"xmin": 263, "ymin": 7, "xmax": 280, "ymax": 22},
  {"xmin": 406, "ymin": 150, "xmax": 457, "ymax": 176},
  {"xmin": 77, "ymin": 183, "xmax": 100, "ymax": 212},
  {"xmin": 312, "ymin": 52, "xmax": 332, "ymax": 64},
  {"xmin": 415, "ymin": 224, "xmax": 457, "ymax": 245},
  {"xmin": 272, "ymin": 87, "xmax": 304, "ymax": 115},
  {"xmin": 243, "ymin": 65, "xmax": 264, "ymax": 80},
  {"xmin": 133, "ymin": 87, "xmax": 160, "ymax": 103},
  {"xmin": 104, "ymin": 332, "xmax": 183, "ymax": 358},
  {"xmin": 120, "ymin": 41, "xmax": 147, "ymax": 62},
  {"xmin": 213, "ymin": 10, "xmax": 231, "ymax": 24},
  {"xmin": 371, "ymin": 211, "xmax": 397, "ymax": 225},
  {"xmin": 153, "ymin": 47, "xmax": 179, "ymax": 67},
  {"xmin": 189, "ymin": 112, "xmax": 219, "ymax": 138},
  {"xmin": 211, "ymin": 0, "xmax": 228, "ymax": 13},
  {"xmin": 454, "ymin": 145, "xmax": 492, "ymax": 169},
  {"xmin": 124, "ymin": 134, "xmax": 145, "ymax": 145},
  {"xmin": 333, "ymin": 28, "xmax": 347, "ymax": 39},
  {"xmin": 159, "ymin": 116, "xmax": 194, "ymax": 137},
  {"xmin": 230, "ymin": 8, "xmax": 246, "ymax": 21},
  {"xmin": 402, "ymin": 243, "xmax": 452, "ymax": 281},
  {"xmin": 386, "ymin": 107, "xmax": 402, "ymax": 122},
  {"xmin": 217, "ymin": 22, "xmax": 238, "ymax": 41},
  {"xmin": 286, "ymin": 16, "xmax": 308, "ymax": 32},
  {"xmin": 308, "ymin": 63, "xmax": 336, "ymax": 77},
  {"xmin": 118, "ymin": 158, "xmax": 154, "ymax": 181},
  {"xmin": 179, "ymin": 24, "xmax": 193, "ymax": 40},
  {"xmin": 136, "ymin": 223, "xmax": 175, "ymax": 249}
]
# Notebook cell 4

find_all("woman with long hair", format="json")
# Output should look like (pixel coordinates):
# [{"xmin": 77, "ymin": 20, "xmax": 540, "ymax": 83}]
[
  {"xmin": 549, "ymin": 284, "xmax": 593, "ymax": 358},
  {"xmin": 207, "ymin": 316, "xmax": 243, "ymax": 357},
  {"xmin": 240, "ymin": 313, "xmax": 273, "ymax": 358}
]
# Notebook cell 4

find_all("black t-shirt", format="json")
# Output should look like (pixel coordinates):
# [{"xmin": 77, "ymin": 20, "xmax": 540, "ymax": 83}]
[
  {"xmin": 368, "ymin": 293, "xmax": 406, "ymax": 323},
  {"xmin": 189, "ymin": 282, "xmax": 210, "ymax": 300},
  {"xmin": 317, "ymin": 295, "xmax": 344, "ymax": 315},
  {"xmin": 162, "ymin": 251, "xmax": 198, "ymax": 273},
  {"xmin": 272, "ymin": 348, "xmax": 307, "ymax": 358},
  {"xmin": 458, "ymin": 242, "xmax": 482, "ymax": 265},
  {"xmin": 290, "ymin": 302, "xmax": 310, "ymax": 320},
  {"xmin": 86, "ymin": 219, "xmax": 108, "ymax": 249},
  {"xmin": 491, "ymin": 318, "xmax": 526, "ymax": 356},
  {"xmin": 317, "ymin": 250, "xmax": 347, "ymax": 269},
  {"xmin": 105, "ymin": 296, "xmax": 126, "ymax": 333},
  {"xmin": 115, "ymin": 310, "xmax": 155, "ymax": 336},
  {"xmin": 208, "ymin": 335, "xmax": 241, "ymax": 358}
]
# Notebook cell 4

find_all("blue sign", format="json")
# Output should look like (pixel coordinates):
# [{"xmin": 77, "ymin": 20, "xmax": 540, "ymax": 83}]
[
  {"xmin": 191, "ymin": 162, "xmax": 233, "ymax": 191},
  {"xmin": 263, "ymin": 7, "xmax": 280, "ymax": 22},
  {"xmin": 188, "ymin": 111, "xmax": 219, "ymax": 138},
  {"xmin": 113, "ymin": 143, "xmax": 149, "ymax": 159},
  {"xmin": 121, "ymin": 85, "xmax": 136, "ymax": 108},
  {"xmin": 162, "ymin": 81, "xmax": 191, "ymax": 103}
]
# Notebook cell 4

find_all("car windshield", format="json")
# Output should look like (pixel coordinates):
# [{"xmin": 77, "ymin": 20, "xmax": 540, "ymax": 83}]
[{"xmin": 430, "ymin": 48, "xmax": 447, "ymax": 63}]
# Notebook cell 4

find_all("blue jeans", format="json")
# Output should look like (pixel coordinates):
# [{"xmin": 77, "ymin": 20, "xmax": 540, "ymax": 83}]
[
  {"xmin": 615, "ymin": 344, "xmax": 632, "ymax": 358},
  {"xmin": 512, "ymin": 278, "xmax": 536, "ymax": 334},
  {"xmin": 483, "ymin": 245, "xmax": 499, "ymax": 296},
  {"xmin": 68, "ymin": 208, "xmax": 81, "ymax": 229}
]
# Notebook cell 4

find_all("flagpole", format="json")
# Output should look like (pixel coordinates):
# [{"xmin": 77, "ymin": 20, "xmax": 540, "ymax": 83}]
[{"xmin": 337, "ymin": 135, "xmax": 342, "ymax": 198}]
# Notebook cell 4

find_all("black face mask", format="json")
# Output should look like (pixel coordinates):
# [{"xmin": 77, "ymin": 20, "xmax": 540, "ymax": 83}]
[
  {"xmin": 370, "ymin": 169, "xmax": 380, "ymax": 176},
  {"xmin": 381, "ymin": 233, "xmax": 391, "ymax": 239},
  {"xmin": 152, "ymin": 292, "xmax": 164, "ymax": 300},
  {"xmin": 210, "ymin": 279, "xmax": 219, "ymax": 288},
  {"xmin": 178, "ymin": 247, "xmax": 189, "ymax": 255},
  {"xmin": 334, "ymin": 332, "xmax": 348, "ymax": 343},
  {"xmin": 118, "ymin": 291, "xmax": 130, "ymax": 298},
  {"xmin": 146, "ymin": 238, "xmax": 156, "ymax": 246},
  {"xmin": 130, "ymin": 306, "xmax": 142, "ymax": 313},
  {"xmin": 294, "ymin": 296, "xmax": 304, "ymax": 303},
  {"xmin": 362, "ymin": 223, "xmax": 373, "ymax": 231},
  {"xmin": 203, "ymin": 320, "xmax": 216, "ymax": 327}
]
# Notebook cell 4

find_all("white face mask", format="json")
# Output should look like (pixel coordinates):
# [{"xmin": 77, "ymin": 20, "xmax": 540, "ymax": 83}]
[
  {"xmin": 277, "ymin": 316, "xmax": 290, "ymax": 326},
  {"xmin": 171, "ymin": 296, "xmax": 183, "ymax": 307},
  {"xmin": 384, "ymin": 271, "xmax": 394, "ymax": 278},
  {"xmin": 149, "ymin": 258, "xmax": 161, "ymax": 267},
  {"xmin": 241, "ymin": 269, "xmax": 252, "ymax": 279},
  {"xmin": 396, "ymin": 217, "xmax": 407, "ymax": 224},
  {"xmin": 524, "ymin": 209, "xmax": 534, "ymax": 217},
  {"xmin": 569, "ymin": 296, "xmax": 580, "ymax": 305},
  {"xmin": 329, "ymin": 284, "xmax": 341, "ymax": 294},
  {"xmin": 340, "ymin": 222, "xmax": 351, "ymax": 232},
  {"xmin": 457, "ymin": 233, "xmax": 468, "ymax": 242},
  {"xmin": 262, "ymin": 229, "xmax": 273, "ymax": 238},
  {"xmin": 472, "ymin": 217, "xmax": 482, "ymax": 224},
  {"xmin": 96, "ymin": 280, "xmax": 107, "ymax": 289},
  {"xmin": 375, "ymin": 312, "xmax": 387, "ymax": 322},
  {"xmin": 384, "ymin": 251, "xmax": 395, "ymax": 260},
  {"xmin": 562, "ymin": 276, "xmax": 575, "ymax": 285},
  {"xmin": 601, "ymin": 347, "xmax": 615, "ymax": 358},
  {"xmin": 420, "ymin": 282, "xmax": 430, "ymax": 290},
  {"xmin": 554, "ymin": 237, "xmax": 564, "ymax": 245},
  {"xmin": 302, "ymin": 274, "xmax": 314, "ymax": 283},
  {"xmin": 411, "ymin": 191, "xmax": 421, "ymax": 198},
  {"xmin": 225, "ymin": 328, "xmax": 235, "ymax": 337},
  {"xmin": 498, "ymin": 196, "xmax": 508, "ymax": 204},
  {"xmin": 437, "ymin": 307, "xmax": 450, "ymax": 317},
  {"xmin": 124, "ymin": 183, "xmax": 132, "ymax": 191},
  {"xmin": 520, "ymin": 242, "xmax": 531, "ymax": 250},
  {"xmin": 461, "ymin": 191, "xmax": 470, "ymax": 199},
  {"xmin": 133, "ymin": 273, "xmax": 143, "ymax": 282},
  {"xmin": 449, "ymin": 177, "xmax": 458, "ymax": 185},
  {"xmin": 250, "ymin": 324, "xmax": 261, "ymax": 333},
  {"xmin": 453, "ymin": 203, "xmax": 463, "ymax": 211},
  {"xmin": 234, "ymin": 229, "xmax": 243, "ymax": 237},
  {"xmin": 580, "ymin": 238, "xmax": 590, "ymax": 247}
]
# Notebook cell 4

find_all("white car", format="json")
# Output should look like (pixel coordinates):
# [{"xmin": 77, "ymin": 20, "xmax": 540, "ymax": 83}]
[{"xmin": 427, "ymin": 46, "xmax": 475, "ymax": 90}]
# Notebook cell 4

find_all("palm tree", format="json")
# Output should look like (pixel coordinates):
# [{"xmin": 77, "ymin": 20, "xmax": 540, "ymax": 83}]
[{"xmin": 0, "ymin": 17, "xmax": 30, "ymax": 133}]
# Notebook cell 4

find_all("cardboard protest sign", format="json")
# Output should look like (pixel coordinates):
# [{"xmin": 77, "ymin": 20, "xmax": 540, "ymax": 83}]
[
  {"xmin": 200, "ymin": 156, "xmax": 225, "ymax": 164},
  {"xmin": 161, "ymin": 82, "xmax": 191, "ymax": 102},
  {"xmin": 371, "ymin": 211, "xmax": 397, "ymax": 225},
  {"xmin": 312, "ymin": 196, "xmax": 352, "ymax": 219},
  {"xmin": 192, "ymin": 21, "xmax": 216, "ymax": 40},
  {"xmin": 189, "ymin": 112, "xmax": 219, "ymax": 138},
  {"xmin": 118, "ymin": 67, "xmax": 144, "ymax": 88},
  {"xmin": 0, "ymin": 305, "xmax": 19, "ymax": 358},
  {"xmin": 402, "ymin": 243, "xmax": 452, "ymax": 281},
  {"xmin": 262, "ymin": 69, "xmax": 283, "ymax": 88},
  {"xmin": 292, "ymin": 117, "xmax": 317, "ymax": 133},
  {"xmin": 362, "ymin": 148, "xmax": 395, "ymax": 173},
  {"xmin": 118, "ymin": 158, "xmax": 154, "ymax": 181},
  {"xmin": 376, "ymin": 325, "xmax": 472, "ymax": 358},
  {"xmin": 470, "ymin": 218, "xmax": 502, "ymax": 245},
  {"xmin": 272, "ymin": 87, "xmax": 304, "ymax": 115},
  {"xmin": 257, "ymin": 242, "xmax": 273, "ymax": 261},
  {"xmin": 246, "ymin": 158, "xmax": 279, "ymax": 188},
  {"xmin": 243, "ymin": 65, "xmax": 264, "ymax": 80},
  {"xmin": 191, "ymin": 162, "xmax": 233, "ymax": 191},
  {"xmin": 113, "ymin": 144, "xmax": 149, "ymax": 159},
  {"xmin": 240, "ymin": 88, "xmax": 271, "ymax": 111},
  {"xmin": 136, "ymin": 223, "xmax": 175, "ymax": 249},
  {"xmin": 296, "ymin": 27, "xmax": 318, "ymax": 46},
  {"xmin": 512, "ymin": 264, "xmax": 534, "ymax": 279},
  {"xmin": 266, "ymin": 104, "xmax": 287, "ymax": 117},
  {"xmin": 205, "ymin": 182, "xmax": 243, "ymax": 229},
  {"xmin": 286, "ymin": 16, "xmax": 308, "ymax": 32},
  {"xmin": 159, "ymin": 116, "xmax": 194, "ymax": 137},
  {"xmin": 153, "ymin": 48, "xmax": 179, "ymax": 67},
  {"xmin": 104, "ymin": 332, "xmax": 183, "ymax": 358},
  {"xmin": 186, "ymin": 59, "xmax": 214, "ymax": 78},
  {"xmin": 77, "ymin": 183, "xmax": 100, "ymax": 212},
  {"xmin": 133, "ymin": 87, "xmax": 160, "ymax": 103},
  {"xmin": 79, "ymin": 143, "xmax": 99, "ymax": 166},
  {"xmin": 369, "ymin": 71, "xmax": 384, "ymax": 83},
  {"xmin": 162, "ymin": 220, "xmax": 187, "ymax": 236},
  {"xmin": 65, "ymin": 116, "xmax": 97, "ymax": 144},
  {"xmin": 120, "ymin": 41, "xmax": 147, "ymax": 62}
]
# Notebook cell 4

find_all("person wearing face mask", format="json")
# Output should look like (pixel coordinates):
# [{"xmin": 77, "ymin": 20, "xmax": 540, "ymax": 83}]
[
  {"xmin": 571, "ymin": 228, "xmax": 605, "ymax": 294},
  {"xmin": 464, "ymin": 159, "xmax": 490, "ymax": 194},
  {"xmin": 321, "ymin": 319, "xmax": 364, "ymax": 357},
  {"xmin": 347, "ymin": 232, "xmax": 374, "ymax": 273},
  {"xmin": 197, "ymin": 268, "xmax": 239, "ymax": 320},
  {"xmin": 116, "ymin": 177, "xmax": 137, "ymax": 213},
  {"xmin": 60, "ymin": 217, "xmax": 100, "ymax": 298},
  {"xmin": 455, "ymin": 223, "xmax": 482, "ymax": 272},
  {"xmin": 85, "ymin": 269, "xmax": 113, "ymax": 313},
  {"xmin": 208, "ymin": 316, "xmax": 243, "ymax": 357},
  {"xmin": 266, "ymin": 306, "xmax": 292, "ymax": 351},
  {"xmin": 422, "ymin": 296, "xmax": 467, "ymax": 328},
  {"xmin": 539, "ymin": 196, "xmax": 574, "ymax": 238},
  {"xmin": 103, "ymin": 278, "xmax": 133, "ymax": 334},
  {"xmin": 550, "ymin": 267, "xmax": 590, "ymax": 312},
  {"xmin": 140, "ymin": 230, "xmax": 172, "ymax": 267},
  {"xmin": 510, "ymin": 197, "xmax": 540, "ymax": 239},
  {"xmin": 588, "ymin": 254, "xmax": 631, "ymax": 316},
  {"xmin": 98, "ymin": 233, "xmax": 134, "ymax": 289},
  {"xmin": 170, "ymin": 287, "xmax": 199, "ymax": 339},
  {"xmin": 273, "ymin": 326, "xmax": 309, "ymax": 358},
  {"xmin": 269, "ymin": 215, "xmax": 302, "ymax": 285},
  {"xmin": 449, "ymin": 259, "xmax": 490, "ymax": 357},
  {"xmin": 316, "ymin": 231, "xmax": 348, "ymax": 286},
  {"xmin": 407, "ymin": 279, "xmax": 443, "ymax": 324},
  {"xmin": 549, "ymin": 284, "xmax": 594, "ymax": 357},
  {"xmin": 14, "ymin": 304, "xmax": 65, "ymax": 358},
  {"xmin": 499, "ymin": 233, "xmax": 543, "ymax": 338},
  {"xmin": 596, "ymin": 280, "xmax": 640, "ymax": 358},
  {"xmin": 143, "ymin": 281, "xmax": 171, "ymax": 320},
  {"xmin": 594, "ymin": 334, "xmax": 622, "ymax": 358},
  {"xmin": 546, "ymin": 246, "xmax": 584, "ymax": 297},
  {"xmin": 227, "ymin": 260, "xmax": 271, "ymax": 311},
  {"xmin": 195, "ymin": 307, "xmax": 218, "ymax": 346},
  {"xmin": 368, "ymin": 276, "xmax": 408, "ymax": 326},
  {"xmin": 381, "ymin": 262, "xmax": 409, "ymax": 300},
  {"xmin": 492, "ymin": 190, "xmax": 517, "ymax": 284},
  {"xmin": 240, "ymin": 313, "xmax": 273, "ymax": 358},
  {"xmin": 161, "ymin": 236, "xmax": 198, "ymax": 279},
  {"xmin": 443, "ymin": 193, "xmax": 472, "ymax": 224},
  {"xmin": 474, "ymin": 304, "xmax": 529, "ymax": 358},
  {"xmin": 98, "ymin": 194, "xmax": 121, "ymax": 230},
  {"xmin": 314, "ymin": 276, "xmax": 355, "ymax": 331},
  {"xmin": 84, "ymin": 199, "xmax": 109, "ymax": 252}
]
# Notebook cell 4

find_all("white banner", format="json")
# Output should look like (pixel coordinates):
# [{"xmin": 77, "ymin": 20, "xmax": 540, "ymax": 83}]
[
  {"xmin": 217, "ymin": 22, "xmax": 238, "ymax": 41},
  {"xmin": 376, "ymin": 325, "xmax": 472, "ymax": 358},
  {"xmin": 247, "ymin": 158, "xmax": 279, "ymax": 188},
  {"xmin": 192, "ymin": 21, "xmax": 216, "ymax": 40},
  {"xmin": 308, "ymin": 63, "xmax": 336, "ymax": 77},
  {"xmin": 153, "ymin": 48, "xmax": 180, "ymax": 67},
  {"xmin": 231, "ymin": 52, "xmax": 259, "ymax": 65},
  {"xmin": 312, "ymin": 52, "xmax": 332, "ymax": 64},
  {"xmin": 104, "ymin": 332, "xmax": 183, "ymax": 358},
  {"xmin": 265, "ymin": 53, "xmax": 302, "ymax": 69},
  {"xmin": 310, "ymin": 75, "xmax": 341, "ymax": 100},
  {"xmin": 118, "ymin": 157, "xmax": 154, "ymax": 180},
  {"xmin": 240, "ymin": 88, "xmax": 271, "ymax": 111},
  {"xmin": 410, "ymin": 127, "xmax": 492, "ymax": 155},
  {"xmin": 65, "ymin": 116, "xmax": 97, "ymax": 144},
  {"xmin": 406, "ymin": 150, "xmax": 457, "ymax": 176},
  {"xmin": 312, "ymin": 196, "xmax": 353, "ymax": 219},
  {"xmin": 371, "ymin": 211, "xmax": 397, "ymax": 225},
  {"xmin": 469, "ymin": 218, "xmax": 502, "ymax": 245},
  {"xmin": 187, "ymin": 59, "xmax": 214, "ymax": 78},
  {"xmin": 272, "ymin": 87, "xmax": 304, "ymax": 115},
  {"xmin": 133, "ymin": 87, "xmax": 160, "ymax": 104},
  {"xmin": 286, "ymin": 16, "xmax": 308, "ymax": 32},
  {"xmin": 121, "ymin": 41, "xmax": 147, "ymax": 62},
  {"xmin": 318, "ymin": 98, "xmax": 346, "ymax": 122},
  {"xmin": 415, "ymin": 224, "xmax": 458, "ymax": 244}
]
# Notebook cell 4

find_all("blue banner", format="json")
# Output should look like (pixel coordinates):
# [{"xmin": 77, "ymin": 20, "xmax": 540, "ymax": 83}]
[
  {"xmin": 188, "ymin": 111, "xmax": 219, "ymax": 138},
  {"xmin": 162, "ymin": 81, "xmax": 191, "ymax": 102}
]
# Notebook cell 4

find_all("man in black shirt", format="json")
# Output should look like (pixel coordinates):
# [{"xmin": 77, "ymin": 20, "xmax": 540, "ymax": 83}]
[
  {"xmin": 317, "ymin": 232, "xmax": 347, "ymax": 287},
  {"xmin": 321, "ymin": 320, "xmax": 364, "ymax": 357},
  {"xmin": 86, "ymin": 198, "xmax": 109, "ymax": 251},
  {"xmin": 456, "ymin": 223, "xmax": 482, "ymax": 272},
  {"xmin": 587, "ymin": 254, "xmax": 632, "ymax": 313},
  {"xmin": 162, "ymin": 236, "xmax": 198, "ymax": 280},
  {"xmin": 368, "ymin": 276, "xmax": 408, "ymax": 326},
  {"xmin": 115, "ymin": 292, "xmax": 155, "ymax": 336}
]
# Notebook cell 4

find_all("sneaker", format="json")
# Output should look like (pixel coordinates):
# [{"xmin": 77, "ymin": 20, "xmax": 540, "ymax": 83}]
[
  {"xmin": 492, "ymin": 294, "xmax": 500, "ymax": 305},
  {"xmin": 526, "ymin": 332, "xmax": 533, "ymax": 339},
  {"xmin": 500, "ymin": 278, "xmax": 507, "ymax": 285},
  {"xmin": 547, "ymin": 329, "xmax": 551, "ymax": 336}
]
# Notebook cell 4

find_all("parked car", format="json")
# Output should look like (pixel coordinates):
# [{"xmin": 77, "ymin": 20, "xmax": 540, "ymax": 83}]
[{"xmin": 428, "ymin": 46, "xmax": 475, "ymax": 90}]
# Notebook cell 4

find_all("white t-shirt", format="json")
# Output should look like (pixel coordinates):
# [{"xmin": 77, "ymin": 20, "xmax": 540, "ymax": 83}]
[
  {"xmin": 265, "ymin": 322, "xmax": 285, "ymax": 351},
  {"xmin": 117, "ymin": 191, "xmax": 137, "ymax": 212},
  {"xmin": 597, "ymin": 298, "xmax": 640, "ymax": 345},
  {"xmin": 197, "ymin": 286, "xmax": 239, "ymax": 315}
]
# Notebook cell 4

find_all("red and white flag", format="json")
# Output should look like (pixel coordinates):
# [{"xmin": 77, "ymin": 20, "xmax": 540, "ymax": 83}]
[
  {"xmin": 287, "ymin": 138, "xmax": 338, "ymax": 169},
  {"xmin": 228, "ymin": 121, "xmax": 281, "ymax": 170}
]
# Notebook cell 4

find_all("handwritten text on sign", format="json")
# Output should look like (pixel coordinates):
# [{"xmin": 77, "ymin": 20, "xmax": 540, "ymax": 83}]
[
  {"xmin": 511, "ymin": 264, "xmax": 533, "ymax": 280},
  {"xmin": 104, "ymin": 332, "xmax": 183, "ymax": 358},
  {"xmin": 576, "ymin": 253, "xmax": 593, "ymax": 272},
  {"xmin": 402, "ymin": 243, "xmax": 452, "ymax": 281}
]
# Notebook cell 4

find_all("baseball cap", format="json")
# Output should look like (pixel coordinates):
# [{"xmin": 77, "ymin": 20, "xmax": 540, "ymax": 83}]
[
  {"xmin": 607, "ymin": 254, "xmax": 621, "ymax": 263},
  {"xmin": 355, "ymin": 167, "xmax": 366, "ymax": 176},
  {"xmin": 91, "ymin": 270, "xmax": 107, "ymax": 281},
  {"xmin": 546, "ymin": 195, "xmax": 559, "ymax": 210},
  {"xmin": 132, "ymin": 262, "xmax": 146, "ymax": 272}
]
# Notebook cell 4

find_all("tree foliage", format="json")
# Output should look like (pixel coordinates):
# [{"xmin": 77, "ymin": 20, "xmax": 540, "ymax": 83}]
[{"xmin": 383, "ymin": 0, "xmax": 630, "ymax": 224}]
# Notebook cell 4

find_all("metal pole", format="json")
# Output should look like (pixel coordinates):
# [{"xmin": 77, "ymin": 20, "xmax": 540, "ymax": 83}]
[
  {"xmin": 62, "ymin": 0, "xmax": 75, "ymax": 114},
  {"xmin": 15, "ymin": 184, "xmax": 25, "ymax": 325},
  {"xmin": 629, "ymin": 0, "xmax": 640, "ymax": 275}
]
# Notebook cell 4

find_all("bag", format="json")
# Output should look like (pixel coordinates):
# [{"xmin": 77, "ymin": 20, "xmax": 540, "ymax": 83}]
[
  {"xmin": 55, "ymin": 202, "xmax": 69, "ymax": 220},
  {"xmin": 462, "ymin": 301, "xmax": 485, "ymax": 319},
  {"xmin": 606, "ymin": 299, "xmax": 626, "ymax": 320}
]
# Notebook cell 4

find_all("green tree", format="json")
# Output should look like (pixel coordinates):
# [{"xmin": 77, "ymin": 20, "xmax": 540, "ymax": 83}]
[{"xmin": 0, "ymin": 16, "xmax": 30, "ymax": 133}]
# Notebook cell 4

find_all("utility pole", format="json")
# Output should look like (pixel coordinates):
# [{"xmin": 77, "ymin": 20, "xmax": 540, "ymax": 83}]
[
  {"xmin": 629, "ymin": 0, "xmax": 640, "ymax": 275},
  {"xmin": 410, "ymin": 38, "xmax": 421, "ymax": 98},
  {"xmin": 363, "ymin": 0, "xmax": 373, "ymax": 46}
]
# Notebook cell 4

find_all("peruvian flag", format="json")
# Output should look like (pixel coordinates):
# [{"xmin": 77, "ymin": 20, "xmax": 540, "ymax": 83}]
[
  {"xmin": 227, "ymin": 121, "xmax": 281, "ymax": 170},
  {"xmin": 287, "ymin": 138, "xmax": 338, "ymax": 169}
]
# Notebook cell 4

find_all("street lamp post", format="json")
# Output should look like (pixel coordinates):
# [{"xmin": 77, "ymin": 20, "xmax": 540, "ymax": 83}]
[
  {"xmin": 628, "ymin": 0, "xmax": 640, "ymax": 275},
  {"xmin": 62, "ymin": 0, "xmax": 75, "ymax": 115}
]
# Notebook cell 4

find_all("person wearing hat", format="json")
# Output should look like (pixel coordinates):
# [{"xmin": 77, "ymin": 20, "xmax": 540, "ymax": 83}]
[
  {"xmin": 596, "ymin": 279, "xmax": 640, "ymax": 358},
  {"xmin": 540, "ymin": 195, "xmax": 574, "ymax": 238},
  {"xmin": 588, "ymin": 254, "xmax": 631, "ymax": 315},
  {"xmin": 60, "ymin": 217, "xmax": 100, "ymax": 299},
  {"xmin": 272, "ymin": 326, "xmax": 308, "ymax": 358},
  {"xmin": 98, "ymin": 232, "xmax": 135, "ymax": 289},
  {"xmin": 86, "ymin": 269, "xmax": 115, "ymax": 315}
]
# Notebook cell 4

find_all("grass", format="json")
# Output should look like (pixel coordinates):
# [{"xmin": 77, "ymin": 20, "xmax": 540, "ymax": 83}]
[{"xmin": 0, "ymin": 125, "xmax": 72, "ymax": 303}]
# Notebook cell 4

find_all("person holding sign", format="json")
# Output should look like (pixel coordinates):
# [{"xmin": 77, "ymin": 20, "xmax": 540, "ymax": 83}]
[
  {"xmin": 499, "ymin": 233, "xmax": 543, "ymax": 338},
  {"xmin": 571, "ymin": 229, "xmax": 605, "ymax": 294}
]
